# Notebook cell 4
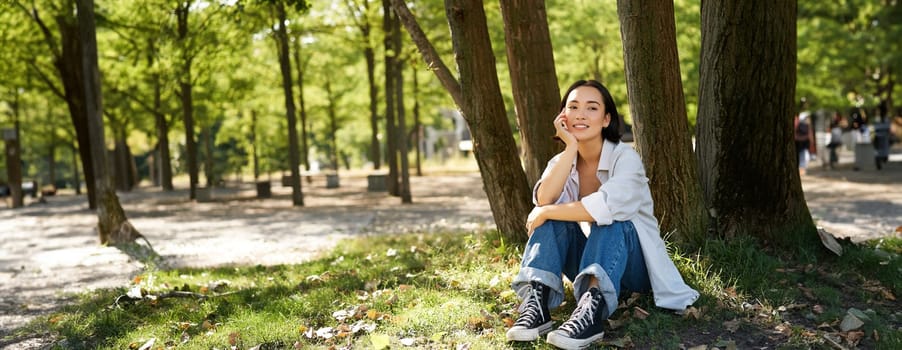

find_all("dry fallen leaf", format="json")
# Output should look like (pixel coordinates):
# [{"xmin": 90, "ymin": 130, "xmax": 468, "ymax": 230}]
[
  {"xmin": 812, "ymin": 304, "xmax": 825, "ymax": 314},
  {"xmin": 797, "ymin": 284, "xmax": 816, "ymax": 300},
  {"xmin": 632, "ymin": 307, "xmax": 650, "ymax": 320},
  {"xmin": 626, "ymin": 292, "xmax": 642, "ymax": 307},
  {"xmin": 228, "ymin": 332, "xmax": 240, "ymax": 346},
  {"xmin": 844, "ymin": 330, "xmax": 865, "ymax": 346},
  {"xmin": 684, "ymin": 306, "xmax": 702, "ymax": 320},
  {"xmin": 775, "ymin": 322, "xmax": 792, "ymax": 336},
  {"xmin": 723, "ymin": 318, "xmax": 741, "ymax": 333}
]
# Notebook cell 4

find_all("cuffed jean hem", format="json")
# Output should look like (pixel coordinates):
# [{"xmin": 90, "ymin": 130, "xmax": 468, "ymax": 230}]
[
  {"xmin": 512, "ymin": 266, "xmax": 566, "ymax": 309},
  {"xmin": 573, "ymin": 263, "xmax": 617, "ymax": 320}
]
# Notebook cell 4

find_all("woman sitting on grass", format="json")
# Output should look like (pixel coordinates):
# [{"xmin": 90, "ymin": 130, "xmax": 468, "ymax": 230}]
[{"xmin": 506, "ymin": 80, "xmax": 699, "ymax": 350}]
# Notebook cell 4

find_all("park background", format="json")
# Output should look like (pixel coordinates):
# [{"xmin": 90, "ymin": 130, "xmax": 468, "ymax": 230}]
[{"xmin": 1, "ymin": 0, "xmax": 901, "ymax": 349}]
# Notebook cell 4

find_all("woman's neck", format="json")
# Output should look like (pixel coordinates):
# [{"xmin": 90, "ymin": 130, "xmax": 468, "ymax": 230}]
[{"xmin": 577, "ymin": 137, "xmax": 604, "ymax": 164}]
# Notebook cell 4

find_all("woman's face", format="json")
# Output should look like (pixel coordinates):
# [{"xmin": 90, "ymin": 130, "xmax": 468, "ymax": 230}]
[{"xmin": 564, "ymin": 86, "xmax": 611, "ymax": 141}]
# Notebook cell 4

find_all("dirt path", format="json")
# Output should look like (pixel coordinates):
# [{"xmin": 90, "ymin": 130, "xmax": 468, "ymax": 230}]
[{"xmin": 1, "ymin": 164, "xmax": 900, "ymax": 347}]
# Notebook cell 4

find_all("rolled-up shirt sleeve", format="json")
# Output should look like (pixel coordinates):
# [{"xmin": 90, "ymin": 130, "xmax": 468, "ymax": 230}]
[{"xmin": 580, "ymin": 149, "xmax": 647, "ymax": 225}]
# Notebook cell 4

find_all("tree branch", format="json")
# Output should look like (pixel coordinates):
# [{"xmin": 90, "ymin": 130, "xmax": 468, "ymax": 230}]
[
  {"xmin": 389, "ymin": 0, "xmax": 466, "ymax": 111},
  {"xmin": 16, "ymin": 2, "xmax": 62, "ymax": 60},
  {"xmin": 109, "ymin": 85, "xmax": 156, "ymax": 115},
  {"xmin": 26, "ymin": 60, "xmax": 66, "ymax": 100}
]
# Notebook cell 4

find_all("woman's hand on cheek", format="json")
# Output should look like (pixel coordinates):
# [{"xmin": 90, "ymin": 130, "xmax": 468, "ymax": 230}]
[{"xmin": 553, "ymin": 111, "xmax": 577, "ymax": 146}]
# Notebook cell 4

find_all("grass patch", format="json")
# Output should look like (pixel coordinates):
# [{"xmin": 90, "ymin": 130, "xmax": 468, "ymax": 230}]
[{"xmin": 5, "ymin": 232, "xmax": 900, "ymax": 349}]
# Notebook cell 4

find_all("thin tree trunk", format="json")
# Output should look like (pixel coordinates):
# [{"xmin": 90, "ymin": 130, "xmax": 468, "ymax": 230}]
[
  {"xmin": 203, "ymin": 126, "xmax": 214, "ymax": 187},
  {"xmin": 697, "ymin": 0, "xmax": 815, "ymax": 244},
  {"xmin": 365, "ymin": 38, "xmax": 381, "ymax": 170},
  {"xmin": 383, "ymin": 0, "xmax": 399, "ymax": 196},
  {"xmin": 325, "ymin": 80, "xmax": 340, "ymax": 171},
  {"xmin": 275, "ymin": 1, "xmax": 304, "ymax": 206},
  {"xmin": 77, "ymin": 0, "xmax": 141, "ymax": 244},
  {"xmin": 499, "ymin": 0, "xmax": 561, "ymax": 188},
  {"xmin": 47, "ymin": 136, "xmax": 56, "ymax": 188},
  {"xmin": 413, "ymin": 64, "xmax": 422, "ymax": 176},
  {"xmin": 293, "ymin": 38, "xmax": 311, "ymax": 172},
  {"xmin": 395, "ymin": 47, "xmax": 411, "ymax": 203},
  {"xmin": 176, "ymin": 2, "xmax": 199, "ymax": 200},
  {"xmin": 148, "ymin": 39, "xmax": 173, "ymax": 191},
  {"xmin": 251, "ymin": 110, "xmax": 260, "ymax": 180},
  {"xmin": 617, "ymin": 0, "xmax": 708, "ymax": 243},
  {"xmin": 71, "ymin": 143, "xmax": 81, "ymax": 194}
]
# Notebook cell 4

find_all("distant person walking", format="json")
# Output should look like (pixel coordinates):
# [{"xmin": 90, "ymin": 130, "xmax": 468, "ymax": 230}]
[
  {"xmin": 826, "ymin": 112, "xmax": 844, "ymax": 170},
  {"xmin": 795, "ymin": 112, "xmax": 816, "ymax": 175}
]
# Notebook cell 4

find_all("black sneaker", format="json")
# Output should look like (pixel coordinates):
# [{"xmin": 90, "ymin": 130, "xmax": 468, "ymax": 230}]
[
  {"xmin": 506, "ymin": 281, "xmax": 554, "ymax": 341},
  {"xmin": 546, "ymin": 287, "xmax": 607, "ymax": 349}
]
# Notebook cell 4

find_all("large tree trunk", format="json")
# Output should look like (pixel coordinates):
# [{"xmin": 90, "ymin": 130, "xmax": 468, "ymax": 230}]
[
  {"xmin": 446, "ymin": 0, "xmax": 532, "ymax": 241},
  {"xmin": 77, "ymin": 0, "xmax": 140, "ymax": 244},
  {"xmin": 499, "ymin": 0, "xmax": 561, "ymax": 188},
  {"xmin": 697, "ymin": 0, "xmax": 815, "ymax": 244},
  {"xmin": 392, "ymin": 0, "xmax": 532, "ymax": 241},
  {"xmin": 50, "ymin": 12, "xmax": 98, "ymax": 209},
  {"xmin": 617, "ymin": 0, "xmax": 708, "ymax": 243},
  {"xmin": 275, "ymin": 1, "xmax": 304, "ymax": 206},
  {"xmin": 176, "ymin": 2, "xmax": 199, "ymax": 200}
]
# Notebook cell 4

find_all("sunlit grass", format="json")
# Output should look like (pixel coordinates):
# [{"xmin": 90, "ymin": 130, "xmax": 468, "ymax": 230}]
[{"xmin": 8, "ymin": 232, "xmax": 900, "ymax": 349}]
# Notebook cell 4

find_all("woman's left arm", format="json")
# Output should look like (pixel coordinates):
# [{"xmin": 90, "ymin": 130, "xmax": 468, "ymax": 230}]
[{"xmin": 526, "ymin": 201, "xmax": 594, "ymax": 236}]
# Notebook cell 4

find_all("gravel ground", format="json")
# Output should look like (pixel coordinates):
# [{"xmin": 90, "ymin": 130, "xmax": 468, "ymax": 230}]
[{"xmin": 1, "ymin": 162, "xmax": 899, "ymax": 348}]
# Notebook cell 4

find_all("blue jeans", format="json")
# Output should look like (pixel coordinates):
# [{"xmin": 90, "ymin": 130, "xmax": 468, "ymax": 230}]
[{"xmin": 512, "ymin": 220, "xmax": 650, "ymax": 319}]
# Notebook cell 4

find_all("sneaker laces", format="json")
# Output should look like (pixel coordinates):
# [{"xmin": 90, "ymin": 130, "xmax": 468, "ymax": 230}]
[
  {"xmin": 558, "ymin": 289, "xmax": 602, "ymax": 335},
  {"xmin": 514, "ymin": 283, "xmax": 545, "ymax": 327}
]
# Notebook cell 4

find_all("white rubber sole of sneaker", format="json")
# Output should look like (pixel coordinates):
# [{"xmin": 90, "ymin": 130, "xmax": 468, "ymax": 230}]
[
  {"xmin": 546, "ymin": 330, "xmax": 604, "ymax": 349},
  {"xmin": 505, "ymin": 321, "xmax": 554, "ymax": 342}
]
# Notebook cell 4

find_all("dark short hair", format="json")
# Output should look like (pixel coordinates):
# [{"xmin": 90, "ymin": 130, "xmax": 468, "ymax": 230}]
[{"xmin": 559, "ymin": 80, "xmax": 622, "ymax": 143}]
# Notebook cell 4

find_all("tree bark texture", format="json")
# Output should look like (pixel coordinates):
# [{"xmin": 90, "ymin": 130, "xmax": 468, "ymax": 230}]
[
  {"xmin": 617, "ymin": 0, "xmax": 708, "ymax": 243},
  {"xmin": 444, "ymin": 0, "xmax": 532, "ymax": 242},
  {"xmin": 275, "ymin": 1, "xmax": 304, "ymax": 206},
  {"xmin": 499, "ymin": 0, "xmax": 561, "ymax": 188},
  {"xmin": 392, "ymin": 0, "xmax": 533, "ymax": 240},
  {"xmin": 697, "ymin": 0, "xmax": 815, "ymax": 243},
  {"xmin": 77, "ymin": 0, "xmax": 140, "ymax": 244},
  {"xmin": 44, "ymin": 10, "xmax": 98, "ymax": 209}
]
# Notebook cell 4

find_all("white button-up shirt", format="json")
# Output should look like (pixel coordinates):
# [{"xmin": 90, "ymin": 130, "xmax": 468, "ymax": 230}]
[{"xmin": 533, "ymin": 139, "xmax": 699, "ymax": 311}]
